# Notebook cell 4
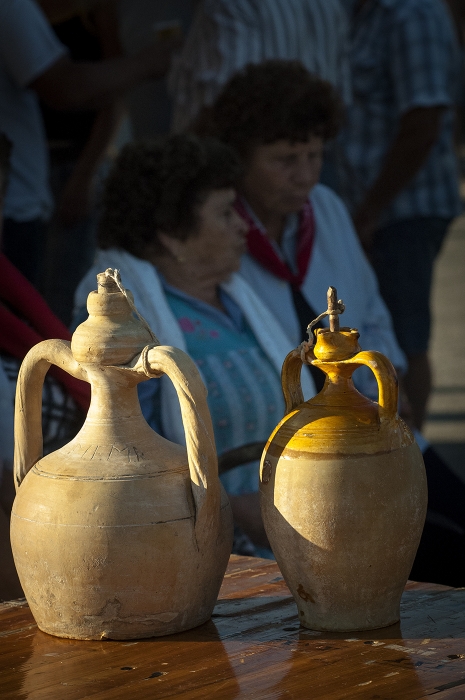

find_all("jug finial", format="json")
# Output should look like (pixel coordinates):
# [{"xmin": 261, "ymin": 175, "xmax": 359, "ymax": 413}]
[
  {"xmin": 96, "ymin": 270, "xmax": 119, "ymax": 293},
  {"xmin": 327, "ymin": 286, "xmax": 342, "ymax": 332},
  {"xmin": 304, "ymin": 287, "xmax": 360, "ymax": 362},
  {"xmin": 306, "ymin": 286, "xmax": 346, "ymax": 345}
]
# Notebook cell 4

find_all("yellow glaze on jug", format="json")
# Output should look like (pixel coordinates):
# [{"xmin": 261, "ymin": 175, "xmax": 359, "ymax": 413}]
[
  {"xmin": 11, "ymin": 271, "xmax": 233, "ymax": 640},
  {"xmin": 260, "ymin": 290, "xmax": 427, "ymax": 632}
]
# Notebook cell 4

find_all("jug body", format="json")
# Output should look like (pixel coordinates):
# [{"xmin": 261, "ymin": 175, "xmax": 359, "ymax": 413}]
[
  {"xmin": 11, "ymin": 393, "xmax": 232, "ymax": 640},
  {"xmin": 260, "ymin": 321, "xmax": 427, "ymax": 632},
  {"xmin": 11, "ymin": 273, "xmax": 233, "ymax": 640}
]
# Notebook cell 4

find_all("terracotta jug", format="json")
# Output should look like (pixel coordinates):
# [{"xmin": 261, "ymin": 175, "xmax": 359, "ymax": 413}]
[
  {"xmin": 11, "ymin": 270, "xmax": 233, "ymax": 640},
  {"xmin": 260, "ymin": 288, "xmax": 427, "ymax": 632}
]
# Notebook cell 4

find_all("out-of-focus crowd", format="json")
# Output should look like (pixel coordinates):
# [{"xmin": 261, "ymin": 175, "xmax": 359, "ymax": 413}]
[{"xmin": 1, "ymin": 0, "xmax": 465, "ymax": 600}]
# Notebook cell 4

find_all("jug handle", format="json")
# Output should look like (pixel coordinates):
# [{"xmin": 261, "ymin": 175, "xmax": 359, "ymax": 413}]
[
  {"xmin": 281, "ymin": 347, "xmax": 398, "ymax": 422},
  {"xmin": 141, "ymin": 345, "xmax": 221, "ymax": 546},
  {"xmin": 281, "ymin": 348, "xmax": 306, "ymax": 415},
  {"xmin": 14, "ymin": 339, "xmax": 87, "ymax": 490},
  {"xmin": 346, "ymin": 350, "xmax": 398, "ymax": 422}
]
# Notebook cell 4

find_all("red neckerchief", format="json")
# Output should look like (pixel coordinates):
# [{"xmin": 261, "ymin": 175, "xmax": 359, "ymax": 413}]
[
  {"xmin": 235, "ymin": 198, "xmax": 315, "ymax": 287},
  {"xmin": 0, "ymin": 254, "xmax": 90, "ymax": 412}
]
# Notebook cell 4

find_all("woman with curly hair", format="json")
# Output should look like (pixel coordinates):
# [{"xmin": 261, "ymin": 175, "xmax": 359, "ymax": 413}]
[{"xmin": 74, "ymin": 133, "xmax": 315, "ymax": 557}]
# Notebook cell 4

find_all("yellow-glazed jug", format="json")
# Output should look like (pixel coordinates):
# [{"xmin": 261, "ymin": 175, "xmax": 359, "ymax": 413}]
[
  {"xmin": 260, "ymin": 288, "xmax": 427, "ymax": 632},
  {"xmin": 11, "ymin": 270, "xmax": 233, "ymax": 640}
]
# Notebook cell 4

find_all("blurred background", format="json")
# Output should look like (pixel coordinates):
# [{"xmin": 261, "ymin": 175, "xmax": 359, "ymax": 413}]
[
  {"xmin": 424, "ymin": 210, "xmax": 465, "ymax": 481},
  {"xmin": 1, "ymin": 0, "xmax": 464, "ymax": 598}
]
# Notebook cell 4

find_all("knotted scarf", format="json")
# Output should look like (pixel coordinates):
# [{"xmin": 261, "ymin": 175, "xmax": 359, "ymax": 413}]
[{"xmin": 235, "ymin": 198, "xmax": 316, "ymax": 287}]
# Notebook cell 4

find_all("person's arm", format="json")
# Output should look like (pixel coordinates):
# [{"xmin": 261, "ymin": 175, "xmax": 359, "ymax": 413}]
[
  {"xmin": 55, "ymin": 110, "xmax": 124, "ymax": 231},
  {"xmin": 57, "ymin": 103, "xmax": 124, "ymax": 225},
  {"xmin": 353, "ymin": 105, "xmax": 445, "ymax": 247},
  {"xmin": 353, "ymin": 0, "xmax": 459, "ymax": 247},
  {"xmin": 56, "ymin": 4, "xmax": 125, "ymax": 226},
  {"xmin": 31, "ymin": 34, "xmax": 181, "ymax": 112}
]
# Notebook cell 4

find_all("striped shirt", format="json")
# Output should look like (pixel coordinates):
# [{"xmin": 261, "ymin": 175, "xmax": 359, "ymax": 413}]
[
  {"xmin": 168, "ymin": 0, "xmax": 351, "ymax": 132},
  {"xmin": 338, "ymin": 0, "xmax": 462, "ymax": 225}
]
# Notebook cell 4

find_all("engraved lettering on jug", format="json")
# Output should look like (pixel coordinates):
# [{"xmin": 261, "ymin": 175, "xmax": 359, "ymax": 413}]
[{"xmin": 62, "ymin": 443, "xmax": 144, "ymax": 462}]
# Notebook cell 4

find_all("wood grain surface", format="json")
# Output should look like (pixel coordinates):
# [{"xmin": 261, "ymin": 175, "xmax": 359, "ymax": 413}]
[{"xmin": 1, "ymin": 555, "xmax": 465, "ymax": 699}]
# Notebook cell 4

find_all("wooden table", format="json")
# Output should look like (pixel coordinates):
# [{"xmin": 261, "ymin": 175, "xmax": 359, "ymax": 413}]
[{"xmin": 1, "ymin": 556, "xmax": 465, "ymax": 699}]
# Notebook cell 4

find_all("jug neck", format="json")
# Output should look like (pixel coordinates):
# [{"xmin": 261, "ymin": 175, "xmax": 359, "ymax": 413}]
[
  {"xmin": 313, "ymin": 363, "xmax": 369, "ymax": 407},
  {"xmin": 81, "ymin": 367, "xmax": 149, "ymax": 443}
]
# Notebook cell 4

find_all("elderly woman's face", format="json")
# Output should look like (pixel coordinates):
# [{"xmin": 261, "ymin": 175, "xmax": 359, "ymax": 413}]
[
  {"xmin": 161, "ymin": 188, "xmax": 247, "ymax": 281},
  {"xmin": 242, "ymin": 135, "xmax": 324, "ymax": 217}
]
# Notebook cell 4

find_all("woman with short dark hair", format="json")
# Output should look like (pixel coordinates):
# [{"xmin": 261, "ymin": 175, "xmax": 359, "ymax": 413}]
[
  {"xmin": 196, "ymin": 59, "xmax": 341, "ymax": 159},
  {"xmin": 98, "ymin": 135, "xmax": 242, "ymax": 259}
]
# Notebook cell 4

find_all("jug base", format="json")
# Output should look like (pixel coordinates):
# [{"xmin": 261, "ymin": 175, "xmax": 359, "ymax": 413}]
[
  {"xmin": 36, "ymin": 609, "xmax": 213, "ymax": 641},
  {"xmin": 298, "ymin": 614, "xmax": 400, "ymax": 633}
]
